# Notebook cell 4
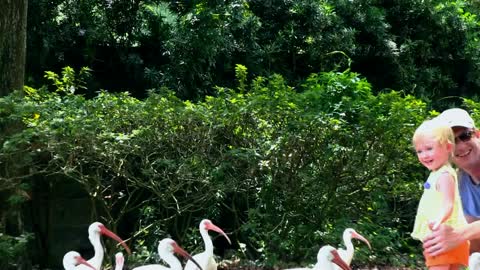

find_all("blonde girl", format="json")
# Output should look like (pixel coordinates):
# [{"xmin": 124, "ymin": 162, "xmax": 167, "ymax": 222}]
[{"xmin": 411, "ymin": 119, "xmax": 469, "ymax": 270}]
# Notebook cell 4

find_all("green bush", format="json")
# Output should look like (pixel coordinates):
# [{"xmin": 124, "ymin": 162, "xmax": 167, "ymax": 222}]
[
  {"xmin": 0, "ymin": 233, "xmax": 33, "ymax": 270},
  {"xmin": 2, "ymin": 67, "xmax": 480, "ymax": 268}
]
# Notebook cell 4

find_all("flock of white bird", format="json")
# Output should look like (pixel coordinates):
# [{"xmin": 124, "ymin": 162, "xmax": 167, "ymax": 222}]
[
  {"xmin": 63, "ymin": 219, "xmax": 230, "ymax": 270},
  {"xmin": 63, "ymin": 220, "xmax": 480, "ymax": 270}
]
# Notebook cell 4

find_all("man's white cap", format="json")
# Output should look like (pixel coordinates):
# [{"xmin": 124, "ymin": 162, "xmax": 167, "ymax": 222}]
[{"xmin": 438, "ymin": 108, "xmax": 476, "ymax": 128}]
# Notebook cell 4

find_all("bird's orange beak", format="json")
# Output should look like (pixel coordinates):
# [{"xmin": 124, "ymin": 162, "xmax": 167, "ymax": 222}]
[
  {"xmin": 99, "ymin": 225, "xmax": 132, "ymax": 255},
  {"xmin": 352, "ymin": 231, "xmax": 371, "ymax": 249},
  {"xmin": 172, "ymin": 242, "xmax": 203, "ymax": 270},
  {"xmin": 330, "ymin": 249, "xmax": 351, "ymax": 270},
  {"xmin": 205, "ymin": 223, "xmax": 231, "ymax": 244},
  {"xmin": 76, "ymin": 256, "xmax": 97, "ymax": 270}
]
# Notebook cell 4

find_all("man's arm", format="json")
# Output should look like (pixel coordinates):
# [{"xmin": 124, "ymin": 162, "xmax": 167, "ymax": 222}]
[{"xmin": 423, "ymin": 221, "xmax": 480, "ymax": 256}]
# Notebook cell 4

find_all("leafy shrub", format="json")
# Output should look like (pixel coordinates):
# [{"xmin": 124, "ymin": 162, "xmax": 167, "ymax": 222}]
[
  {"xmin": 3, "ymin": 66, "xmax": 480, "ymax": 268},
  {"xmin": 0, "ymin": 233, "xmax": 33, "ymax": 270}
]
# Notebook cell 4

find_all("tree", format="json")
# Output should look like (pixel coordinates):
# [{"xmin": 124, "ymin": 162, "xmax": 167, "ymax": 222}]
[{"xmin": 0, "ymin": 0, "xmax": 28, "ymax": 96}]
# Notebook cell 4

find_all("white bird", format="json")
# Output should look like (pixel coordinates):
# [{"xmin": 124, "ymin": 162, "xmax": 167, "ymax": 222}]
[
  {"xmin": 335, "ymin": 228, "xmax": 371, "ymax": 269},
  {"xmin": 63, "ymin": 251, "xmax": 97, "ymax": 270},
  {"xmin": 284, "ymin": 245, "xmax": 351, "ymax": 270},
  {"xmin": 470, "ymin": 252, "xmax": 480, "ymax": 270},
  {"xmin": 132, "ymin": 238, "xmax": 203, "ymax": 270},
  {"xmin": 114, "ymin": 252, "xmax": 124, "ymax": 270},
  {"xmin": 184, "ymin": 219, "xmax": 231, "ymax": 270},
  {"xmin": 75, "ymin": 222, "xmax": 131, "ymax": 270},
  {"xmin": 315, "ymin": 245, "xmax": 351, "ymax": 270}
]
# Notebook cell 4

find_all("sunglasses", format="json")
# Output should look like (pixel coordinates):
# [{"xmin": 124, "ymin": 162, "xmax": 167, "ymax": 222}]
[{"xmin": 455, "ymin": 129, "xmax": 476, "ymax": 144}]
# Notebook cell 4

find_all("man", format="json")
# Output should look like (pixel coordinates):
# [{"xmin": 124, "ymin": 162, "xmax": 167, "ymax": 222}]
[{"xmin": 423, "ymin": 108, "xmax": 480, "ymax": 256}]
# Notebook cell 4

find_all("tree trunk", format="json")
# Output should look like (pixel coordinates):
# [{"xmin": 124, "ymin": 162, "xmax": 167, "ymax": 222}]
[
  {"xmin": 0, "ymin": 0, "xmax": 28, "ymax": 96},
  {"xmin": 0, "ymin": 3, "xmax": 29, "ymax": 270}
]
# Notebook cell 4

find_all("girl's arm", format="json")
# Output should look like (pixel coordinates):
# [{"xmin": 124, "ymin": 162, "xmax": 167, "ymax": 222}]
[{"xmin": 432, "ymin": 171, "xmax": 456, "ymax": 230}]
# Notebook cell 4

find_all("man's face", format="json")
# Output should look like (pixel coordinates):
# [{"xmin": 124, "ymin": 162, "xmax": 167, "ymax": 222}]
[{"xmin": 451, "ymin": 127, "xmax": 480, "ymax": 170}]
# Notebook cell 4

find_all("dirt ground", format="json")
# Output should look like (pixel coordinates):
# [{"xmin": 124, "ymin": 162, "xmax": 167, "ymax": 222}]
[
  {"xmin": 352, "ymin": 264, "xmax": 423, "ymax": 270},
  {"xmin": 219, "ymin": 266, "xmax": 419, "ymax": 270},
  {"xmin": 218, "ymin": 260, "xmax": 423, "ymax": 270}
]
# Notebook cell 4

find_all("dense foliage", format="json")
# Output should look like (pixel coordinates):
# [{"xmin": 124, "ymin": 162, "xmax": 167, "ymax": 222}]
[{"xmin": 26, "ymin": 0, "xmax": 480, "ymax": 101}]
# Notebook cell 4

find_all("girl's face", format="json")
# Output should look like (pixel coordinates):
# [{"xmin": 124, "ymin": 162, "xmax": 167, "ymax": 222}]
[{"xmin": 414, "ymin": 134, "xmax": 452, "ymax": 171}]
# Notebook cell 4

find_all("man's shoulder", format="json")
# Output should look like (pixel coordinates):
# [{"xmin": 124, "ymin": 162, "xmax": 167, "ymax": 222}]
[
  {"xmin": 457, "ymin": 169, "xmax": 470, "ymax": 185},
  {"xmin": 457, "ymin": 169, "xmax": 477, "ymax": 188}
]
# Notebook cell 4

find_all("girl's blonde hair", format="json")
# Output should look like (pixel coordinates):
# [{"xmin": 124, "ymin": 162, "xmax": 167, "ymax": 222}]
[{"xmin": 412, "ymin": 118, "xmax": 455, "ymax": 146}]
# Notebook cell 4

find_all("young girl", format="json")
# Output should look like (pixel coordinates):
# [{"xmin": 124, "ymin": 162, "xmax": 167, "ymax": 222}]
[{"xmin": 411, "ymin": 119, "xmax": 469, "ymax": 270}]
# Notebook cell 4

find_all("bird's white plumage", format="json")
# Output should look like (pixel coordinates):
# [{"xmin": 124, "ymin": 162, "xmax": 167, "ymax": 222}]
[
  {"xmin": 133, "ymin": 238, "xmax": 200, "ymax": 270},
  {"xmin": 114, "ymin": 252, "xmax": 124, "ymax": 270},
  {"xmin": 283, "ymin": 245, "xmax": 350, "ymax": 270},
  {"xmin": 315, "ymin": 245, "xmax": 351, "ymax": 270},
  {"xmin": 63, "ymin": 251, "xmax": 96, "ymax": 270},
  {"xmin": 184, "ymin": 219, "xmax": 231, "ymax": 270},
  {"xmin": 74, "ymin": 222, "xmax": 105, "ymax": 270},
  {"xmin": 74, "ymin": 222, "xmax": 130, "ymax": 270},
  {"xmin": 334, "ymin": 228, "xmax": 371, "ymax": 270},
  {"xmin": 470, "ymin": 252, "xmax": 480, "ymax": 270}
]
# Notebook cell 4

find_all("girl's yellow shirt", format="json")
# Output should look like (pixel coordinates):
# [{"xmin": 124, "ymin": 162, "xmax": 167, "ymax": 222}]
[{"xmin": 411, "ymin": 164, "xmax": 467, "ymax": 241}]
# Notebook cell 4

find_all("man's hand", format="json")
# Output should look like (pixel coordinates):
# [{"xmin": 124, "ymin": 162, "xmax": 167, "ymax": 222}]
[
  {"xmin": 422, "ymin": 222, "xmax": 461, "ymax": 257},
  {"xmin": 431, "ymin": 219, "xmax": 441, "ymax": 231}
]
